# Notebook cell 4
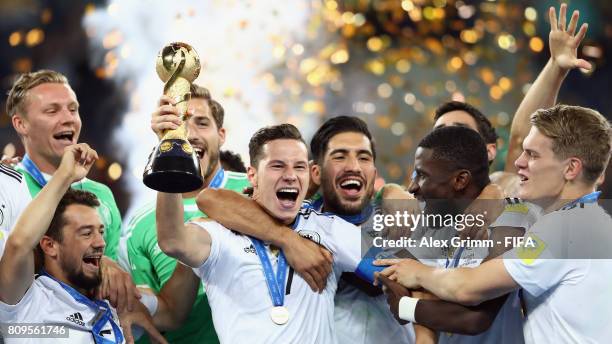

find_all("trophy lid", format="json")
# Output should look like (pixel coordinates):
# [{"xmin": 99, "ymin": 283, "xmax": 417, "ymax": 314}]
[{"xmin": 156, "ymin": 42, "xmax": 201, "ymax": 83}]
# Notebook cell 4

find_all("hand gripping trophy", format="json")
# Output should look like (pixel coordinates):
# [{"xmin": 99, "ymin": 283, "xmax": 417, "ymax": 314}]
[{"xmin": 143, "ymin": 42, "xmax": 204, "ymax": 192}]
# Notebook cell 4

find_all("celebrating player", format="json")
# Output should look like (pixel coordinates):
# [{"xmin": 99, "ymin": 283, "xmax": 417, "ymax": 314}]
[
  {"xmin": 148, "ymin": 124, "xmax": 372, "ymax": 342},
  {"xmin": 0, "ymin": 144, "xmax": 165, "ymax": 344}
]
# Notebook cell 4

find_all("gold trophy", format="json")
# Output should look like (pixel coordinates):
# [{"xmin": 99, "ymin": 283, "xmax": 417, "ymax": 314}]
[{"xmin": 143, "ymin": 42, "xmax": 203, "ymax": 193}]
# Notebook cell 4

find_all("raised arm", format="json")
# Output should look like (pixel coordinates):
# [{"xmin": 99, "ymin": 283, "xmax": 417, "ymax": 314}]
[
  {"xmin": 505, "ymin": 4, "xmax": 591, "ymax": 170},
  {"xmin": 149, "ymin": 93, "xmax": 212, "ymax": 267},
  {"xmin": 197, "ymin": 188, "xmax": 332, "ymax": 292},
  {"xmin": 0, "ymin": 144, "xmax": 97, "ymax": 304},
  {"xmin": 155, "ymin": 192, "xmax": 212, "ymax": 267},
  {"xmin": 152, "ymin": 263, "xmax": 201, "ymax": 331}
]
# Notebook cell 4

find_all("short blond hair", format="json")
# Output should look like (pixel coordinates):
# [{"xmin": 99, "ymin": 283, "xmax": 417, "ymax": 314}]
[
  {"xmin": 531, "ymin": 104, "xmax": 612, "ymax": 183},
  {"xmin": 6, "ymin": 70, "xmax": 69, "ymax": 117}
]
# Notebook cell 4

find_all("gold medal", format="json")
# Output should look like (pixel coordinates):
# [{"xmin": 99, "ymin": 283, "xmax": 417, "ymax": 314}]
[{"xmin": 270, "ymin": 306, "xmax": 289, "ymax": 325}]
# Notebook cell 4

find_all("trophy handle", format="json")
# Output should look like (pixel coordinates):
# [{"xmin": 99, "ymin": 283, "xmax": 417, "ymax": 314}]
[{"xmin": 161, "ymin": 46, "xmax": 191, "ymax": 142}]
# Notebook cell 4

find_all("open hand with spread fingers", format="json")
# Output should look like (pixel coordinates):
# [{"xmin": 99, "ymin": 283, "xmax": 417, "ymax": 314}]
[{"xmin": 549, "ymin": 4, "xmax": 591, "ymax": 71}]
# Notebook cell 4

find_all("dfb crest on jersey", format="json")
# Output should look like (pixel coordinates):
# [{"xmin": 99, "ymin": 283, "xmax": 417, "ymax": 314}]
[{"xmin": 298, "ymin": 230, "xmax": 321, "ymax": 244}]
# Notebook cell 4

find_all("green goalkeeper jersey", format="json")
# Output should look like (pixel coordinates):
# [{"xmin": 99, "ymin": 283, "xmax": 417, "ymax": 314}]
[
  {"xmin": 17, "ymin": 162, "xmax": 122, "ymax": 260},
  {"xmin": 124, "ymin": 169, "xmax": 249, "ymax": 344}
]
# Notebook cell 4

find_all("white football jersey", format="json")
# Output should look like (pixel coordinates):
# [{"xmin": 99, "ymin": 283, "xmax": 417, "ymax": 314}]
[
  {"xmin": 0, "ymin": 165, "xmax": 31, "ymax": 257},
  {"xmin": 334, "ymin": 226, "xmax": 415, "ymax": 343},
  {"xmin": 504, "ymin": 201, "xmax": 612, "ymax": 344},
  {"xmin": 192, "ymin": 209, "xmax": 362, "ymax": 343},
  {"xmin": 334, "ymin": 281, "xmax": 415, "ymax": 344},
  {"xmin": 0, "ymin": 275, "xmax": 123, "ymax": 343},
  {"xmin": 304, "ymin": 199, "xmax": 415, "ymax": 344}
]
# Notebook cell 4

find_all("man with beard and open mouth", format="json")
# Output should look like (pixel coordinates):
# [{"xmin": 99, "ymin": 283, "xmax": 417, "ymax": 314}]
[
  {"xmin": 144, "ymin": 123, "xmax": 375, "ymax": 343},
  {"xmin": 0, "ymin": 144, "xmax": 165, "ymax": 344},
  {"xmin": 305, "ymin": 116, "xmax": 416, "ymax": 343},
  {"xmin": 5, "ymin": 69, "xmax": 144, "ymax": 315}
]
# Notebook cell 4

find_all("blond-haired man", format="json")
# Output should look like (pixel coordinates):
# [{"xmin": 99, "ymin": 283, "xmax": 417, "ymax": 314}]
[{"xmin": 6, "ymin": 70, "xmax": 137, "ymax": 312}]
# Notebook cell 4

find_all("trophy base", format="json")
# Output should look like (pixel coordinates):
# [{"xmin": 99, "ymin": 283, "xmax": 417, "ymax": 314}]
[{"xmin": 143, "ymin": 139, "xmax": 204, "ymax": 193}]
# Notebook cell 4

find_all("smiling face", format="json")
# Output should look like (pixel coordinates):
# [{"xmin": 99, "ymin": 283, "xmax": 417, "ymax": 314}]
[
  {"xmin": 44, "ymin": 204, "xmax": 106, "ymax": 291},
  {"xmin": 248, "ymin": 139, "xmax": 309, "ymax": 224},
  {"xmin": 514, "ymin": 126, "xmax": 568, "ymax": 204},
  {"xmin": 313, "ymin": 131, "xmax": 377, "ymax": 215},
  {"xmin": 12, "ymin": 83, "xmax": 82, "ymax": 171},
  {"xmin": 186, "ymin": 98, "xmax": 225, "ymax": 184}
]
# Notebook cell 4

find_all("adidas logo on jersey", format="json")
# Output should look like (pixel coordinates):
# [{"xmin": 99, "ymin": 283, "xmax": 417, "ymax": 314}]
[
  {"xmin": 243, "ymin": 244, "xmax": 256, "ymax": 254},
  {"xmin": 66, "ymin": 312, "xmax": 85, "ymax": 326}
]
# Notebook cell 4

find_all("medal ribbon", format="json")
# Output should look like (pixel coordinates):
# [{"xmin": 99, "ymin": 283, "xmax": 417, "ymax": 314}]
[
  {"xmin": 448, "ymin": 247, "xmax": 465, "ymax": 268},
  {"xmin": 208, "ymin": 168, "xmax": 225, "ymax": 189},
  {"xmin": 249, "ymin": 238, "xmax": 288, "ymax": 307},
  {"xmin": 41, "ymin": 270, "xmax": 124, "ymax": 344},
  {"xmin": 561, "ymin": 191, "xmax": 601, "ymax": 209},
  {"xmin": 22, "ymin": 154, "xmax": 48, "ymax": 187}
]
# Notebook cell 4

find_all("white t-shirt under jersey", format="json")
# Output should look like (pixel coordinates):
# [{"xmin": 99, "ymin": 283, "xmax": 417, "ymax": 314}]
[
  {"xmin": 192, "ymin": 209, "xmax": 362, "ymax": 344},
  {"xmin": 0, "ymin": 275, "xmax": 123, "ymax": 343},
  {"xmin": 0, "ymin": 164, "xmax": 31, "ymax": 257},
  {"xmin": 504, "ymin": 201, "xmax": 612, "ymax": 344}
]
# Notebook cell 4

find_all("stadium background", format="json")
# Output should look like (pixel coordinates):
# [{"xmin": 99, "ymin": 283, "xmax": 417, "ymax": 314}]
[{"xmin": 1, "ymin": 0, "xmax": 610, "ymax": 216}]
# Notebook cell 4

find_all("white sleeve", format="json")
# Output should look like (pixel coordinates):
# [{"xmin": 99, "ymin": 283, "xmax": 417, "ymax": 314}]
[
  {"xmin": 14, "ymin": 179, "xmax": 32, "ymax": 220},
  {"xmin": 189, "ymin": 221, "xmax": 229, "ymax": 282},
  {"xmin": 490, "ymin": 201, "xmax": 532, "ymax": 229},
  {"xmin": 0, "ymin": 175, "xmax": 31, "ymax": 257},
  {"xmin": 324, "ymin": 216, "xmax": 362, "ymax": 272},
  {"xmin": 502, "ymin": 214, "xmax": 587, "ymax": 297},
  {"xmin": 0, "ymin": 280, "xmax": 40, "ymax": 323}
]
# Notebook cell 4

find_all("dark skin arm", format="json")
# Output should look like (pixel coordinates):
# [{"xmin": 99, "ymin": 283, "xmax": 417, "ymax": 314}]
[
  {"xmin": 380, "ymin": 272, "xmax": 508, "ymax": 335},
  {"xmin": 197, "ymin": 188, "xmax": 333, "ymax": 292},
  {"xmin": 379, "ymin": 276, "xmax": 438, "ymax": 343},
  {"xmin": 414, "ymin": 295, "xmax": 508, "ymax": 335},
  {"xmin": 381, "ymin": 227, "xmax": 523, "ymax": 335}
]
